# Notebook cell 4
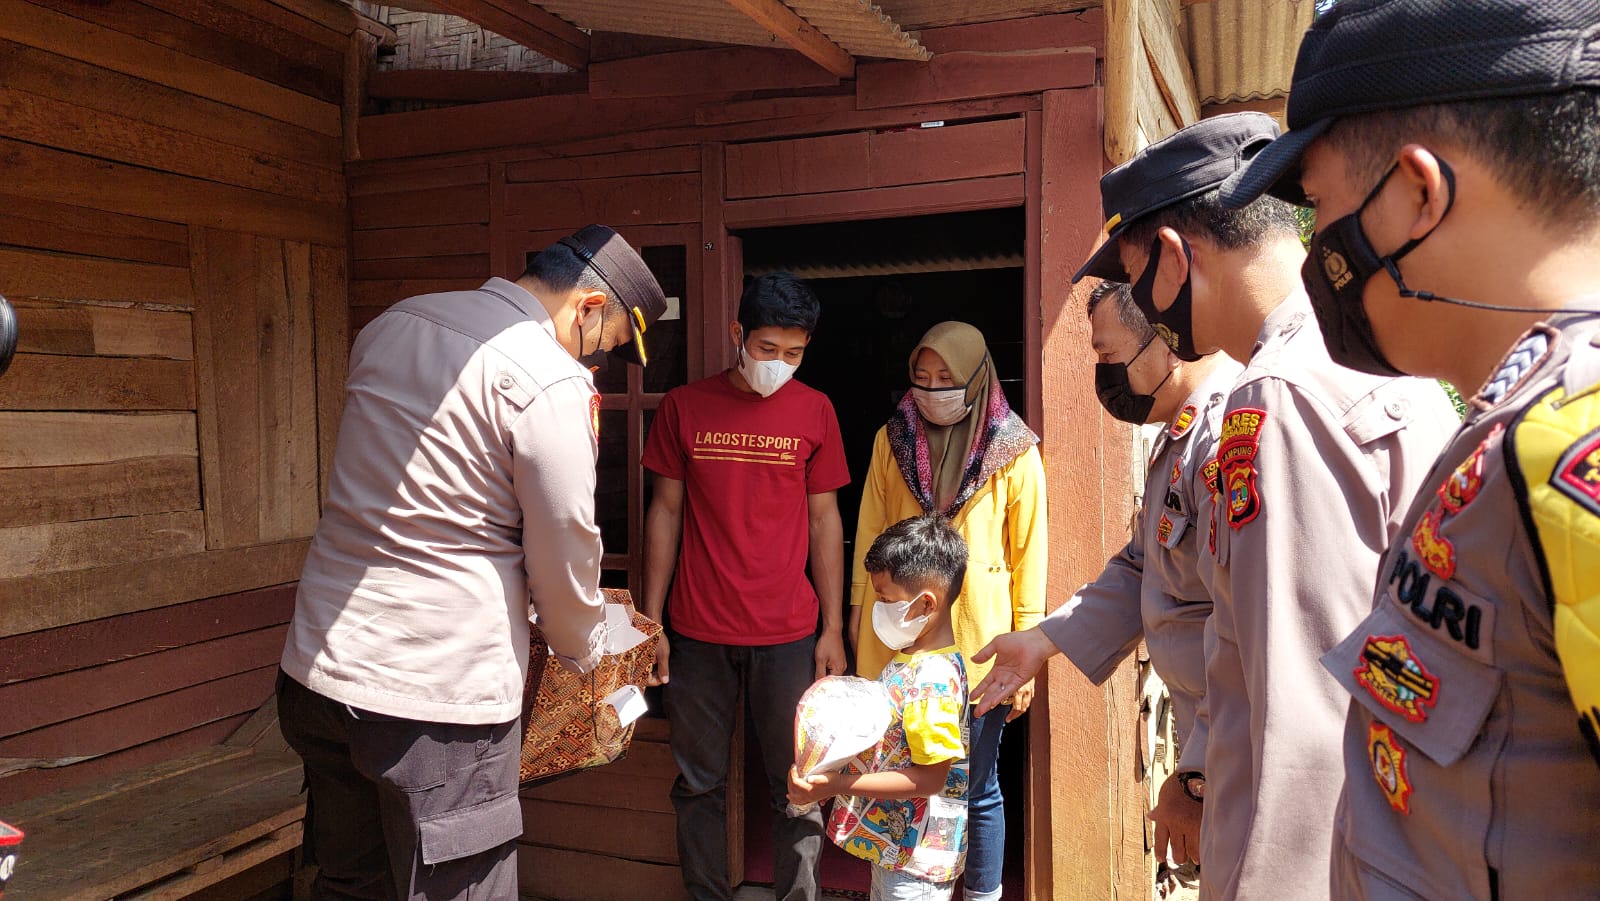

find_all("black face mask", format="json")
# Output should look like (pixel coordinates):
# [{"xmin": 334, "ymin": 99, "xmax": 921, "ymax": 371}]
[
  {"xmin": 1094, "ymin": 335, "xmax": 1171, "ymax": 424},
  {"xmin": 576, "ymin": 304, "xmax": 610, "ymax": 375},
  {"xmin": 1304, "ymin": 159, "xmax": 1458, "ymax": 377},
  {"xmin": 1131, "ymin": 235, "xmax": 1202, "ymax": 362}
]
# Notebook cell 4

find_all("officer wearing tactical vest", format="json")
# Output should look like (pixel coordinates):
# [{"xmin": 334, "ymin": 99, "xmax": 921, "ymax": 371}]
[
  {"xmin": 1222, "ymin": 1, "xmax": 1600, "ymax": 896},
  {"xmin": 1060, "ymin": 113, "xmax": 1458, "ymax": 900}
]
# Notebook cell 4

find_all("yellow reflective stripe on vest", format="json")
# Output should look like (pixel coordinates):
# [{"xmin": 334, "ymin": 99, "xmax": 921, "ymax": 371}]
[{"xmin": 1511, "ymin": 382, "xmax": 1600, "ymax": 762}]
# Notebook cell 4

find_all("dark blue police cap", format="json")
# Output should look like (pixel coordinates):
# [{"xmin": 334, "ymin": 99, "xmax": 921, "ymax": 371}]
[
  {"xmin": 1073, "ymin": 112, "xmax": 1280, "ymax": 283},
  {"xmin": 1222, "ymin": 0, "xmax": 1600, "ymax": 208}
]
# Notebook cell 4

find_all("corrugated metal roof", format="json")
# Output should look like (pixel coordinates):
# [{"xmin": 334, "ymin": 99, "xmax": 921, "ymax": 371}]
[
  {"xmin": 538, "ymin": 0, "xmax": 929, "ymax": 61},
  {"xmin": 1184, "ymin": 0, "xmax": 1314, "ymax": 105}
]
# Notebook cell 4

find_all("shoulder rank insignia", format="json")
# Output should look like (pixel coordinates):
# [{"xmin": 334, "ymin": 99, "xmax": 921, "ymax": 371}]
[
  {"xmin": 1437, "ymin": 425, "xmax": 1500, "ymax": 514},
  {"xmin": 1218, "ymin": 408, "xmax": 1266, "ymax": 529},
  {"xmin": 1409, "ymin": 509, "xmax": 1456, "ymax": 580},
  {"xmin": 1170, "ymin": 404, "xmax": 1197, "ymax": 439},
  {"xmin": 1475, "ymin": 327, "xmax": 1552, "ymax": 408},
  {"xmin": 1355, "ymin": 634, "xmax": 1439, "ymax": 724},
  {"xmin": 1367, "ymin": 721, "xmax": 1413, "ymax": 814}
]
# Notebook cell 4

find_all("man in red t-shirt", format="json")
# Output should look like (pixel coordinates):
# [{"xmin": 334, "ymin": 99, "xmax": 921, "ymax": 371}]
[{"xmin": 642, "ymin": 272, "xmax": 850, "ymax": 901}]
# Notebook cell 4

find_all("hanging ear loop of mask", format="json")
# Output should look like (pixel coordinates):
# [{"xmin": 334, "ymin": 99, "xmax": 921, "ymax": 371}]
[{"xmin": 1375, "ymin": 159, "xmax": 1600, "ymax": 315}]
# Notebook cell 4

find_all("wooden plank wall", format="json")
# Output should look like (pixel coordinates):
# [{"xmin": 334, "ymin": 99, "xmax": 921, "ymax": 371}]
[
  {"xmin": 0, "ymin": 0, "xmax": 352, "ymax": 805},
  {"xmin": 345, "ymin": 14, "xmax": 1108, "ymax": 899}
]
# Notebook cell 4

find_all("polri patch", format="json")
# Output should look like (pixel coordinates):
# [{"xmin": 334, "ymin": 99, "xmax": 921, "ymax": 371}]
[
  {"xmin": 1409, "ymin": 508, "xmax": 1456, "ymax": 580},
  {"xmin": 1170, "ymin": 404, "xmax": 1197, "ymax": 439},
  {"xmin": 1355, "ymin": 634, "xmax": 1439, "ymax": 724},
  {"xmin": 1157, "ymin": 514, "xmax": 1174, "ymax": 545},
  {"xmin": 1202, "ymin": 459, "xmax": 1220, "ymax": 496},
  {"xmin": 1551, "ymin": 426, "xmax": 1600, "ymax": 517},
  {"xmin": 1437, "ymin": 425, "xmax": 1499, "ymax": 514},
  {"xmin": 1217, "ymin": 408, "xmax": 1266, "ymax": 529},
  {"xmin": 1367, "ymin": 721, "xmax": 1413, "ymax": 814},
  {"xmin": 589, "ymin": 393, "xmax": 601, "ymax": 438},
  {"xmin": 1169, "ymin": 461, "xmax": 1183, "ymax": 486}
]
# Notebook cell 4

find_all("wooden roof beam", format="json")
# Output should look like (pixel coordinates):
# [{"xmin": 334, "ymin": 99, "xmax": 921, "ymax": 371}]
[
  {"xmin": 424, "ymin": 0, "xmax": 590, "ymax": 69},
  {"xmin": 722, "ymin": 0, "xmax": 856, "ymax": 78}
]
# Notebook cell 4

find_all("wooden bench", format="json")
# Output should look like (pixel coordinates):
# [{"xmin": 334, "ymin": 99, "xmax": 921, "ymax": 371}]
[{"xmin": 4, "ymin": 699, "xmax": 304, "ymax": 900}]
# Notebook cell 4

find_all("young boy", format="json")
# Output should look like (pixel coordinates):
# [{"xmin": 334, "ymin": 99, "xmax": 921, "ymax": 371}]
[{"xmin": 788, "ymin": 513, "xmax": 971, "ymax": 901}]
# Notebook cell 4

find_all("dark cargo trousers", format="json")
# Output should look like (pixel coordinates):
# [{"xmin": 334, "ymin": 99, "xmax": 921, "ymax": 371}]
[
  {"xmin": 277, "ymin": 672, "xmax": 523, "ymax": 901},
  {"xmin": 667, "ymin": 633, "xmax": 823, "ymax": 901}
]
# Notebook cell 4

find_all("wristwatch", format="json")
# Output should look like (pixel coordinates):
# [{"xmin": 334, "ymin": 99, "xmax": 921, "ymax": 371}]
[{"xmin": 1176, "ymin": 770, "xmax": 1205, "ymax": 802}]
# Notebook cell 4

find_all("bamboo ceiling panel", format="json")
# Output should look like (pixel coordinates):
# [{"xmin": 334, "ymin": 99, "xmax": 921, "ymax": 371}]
[
  {"xmin": 1185, "ymin": 0, "xmax": 1313, "ymax": 104},
  {"xmin": 538, "ymin": 0, "xmax": 928, "ymax": 60}
]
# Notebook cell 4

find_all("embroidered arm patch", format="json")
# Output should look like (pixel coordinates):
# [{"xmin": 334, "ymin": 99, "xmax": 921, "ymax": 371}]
[{"xmin": 1217, "ymin": 408, "xmax": 1266, "ymax": 529}]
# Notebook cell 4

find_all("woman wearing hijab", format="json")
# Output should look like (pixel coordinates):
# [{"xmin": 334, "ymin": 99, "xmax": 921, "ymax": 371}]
[{"xmin": 849, "ymin": 321, "xmax": 1047, "ymax": 901}]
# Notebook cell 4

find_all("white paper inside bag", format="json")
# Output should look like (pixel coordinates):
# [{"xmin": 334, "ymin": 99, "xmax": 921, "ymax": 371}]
[{"xmin": 602, "ymin": 603, "xmax": 650, "ymax": 655}]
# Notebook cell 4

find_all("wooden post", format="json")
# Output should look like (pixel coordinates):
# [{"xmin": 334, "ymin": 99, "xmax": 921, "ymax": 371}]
[
  {"xmin": 1033, "ymin": 84, "xmax": 1146, "ymax": 901},
  {"xmin": 1104, "ymin": 0, "xmax": 1145, "ymax": 165}
]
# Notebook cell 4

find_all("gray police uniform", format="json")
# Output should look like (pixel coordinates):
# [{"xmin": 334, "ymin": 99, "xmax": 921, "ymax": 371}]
[
  {"xmin": 1324, "ymin": 315, "xmax": 1600, "ymax": 899},
  {"xmin": 1044, "ymin": 359, "xmax": 1241, "ymax": 777},
  {"xmin": 1197, "ymin": 291, "xmax": 1459, "ymax": 901}
]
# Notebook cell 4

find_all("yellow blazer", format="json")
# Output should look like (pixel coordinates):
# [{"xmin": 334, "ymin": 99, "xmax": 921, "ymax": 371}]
[{"xmin": 851, "ymin": 426, "xmax": 1048, "ymax": 687}]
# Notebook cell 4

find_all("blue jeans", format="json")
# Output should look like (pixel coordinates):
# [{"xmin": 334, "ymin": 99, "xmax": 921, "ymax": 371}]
[{"xmin": 963, "ymin": 704, "xmax": 1009, "ymax": 900}]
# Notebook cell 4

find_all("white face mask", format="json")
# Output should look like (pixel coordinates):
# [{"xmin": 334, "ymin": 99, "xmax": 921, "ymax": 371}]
[
  {"xmin": 737, "ymin": 343, "xmax": 798, "ymax": 397},
  {"xmin": 871, "ymin": 595, "xmax": 934, "ymax": 651},
  {"xmin": 911, "ymin": 386, "xmax": 971, "ymax": 426}
]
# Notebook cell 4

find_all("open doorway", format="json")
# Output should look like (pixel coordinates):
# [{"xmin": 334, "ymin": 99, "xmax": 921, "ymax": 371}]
[{"xmin": 734, "ymin": 208, "xmax": 1030, "ymax": 898}]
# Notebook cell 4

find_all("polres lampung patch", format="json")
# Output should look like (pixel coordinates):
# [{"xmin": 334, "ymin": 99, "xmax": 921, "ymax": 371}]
[{"xmin": 1217, "ymin": 407, "xmax": 1266, "ymax": 529}]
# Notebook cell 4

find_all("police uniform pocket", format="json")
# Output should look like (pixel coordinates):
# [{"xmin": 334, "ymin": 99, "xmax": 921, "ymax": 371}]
[
  {"xmin": 418, "ymin": 791, "xmax": 523, "ymax": 866},
  {"xmin": 1322, "ymin": 601, "xmax": 1500, "ymax": 767},
  {"xmin": 1322, "ymin": 600, "xmax": 1504, "ymax": 899}
]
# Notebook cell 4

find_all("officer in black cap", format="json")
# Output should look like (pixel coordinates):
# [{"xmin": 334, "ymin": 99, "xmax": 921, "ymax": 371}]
[
  {"xmin": 1073, "ymin": 112, "xmax": 1457, "ymax": 899},
  {"xmin": 1224, "ymin": 1, "xmax": 1600, "ymax": 896}
]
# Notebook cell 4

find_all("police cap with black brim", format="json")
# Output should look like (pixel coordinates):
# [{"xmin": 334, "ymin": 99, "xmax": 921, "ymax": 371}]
[
  {"xmin": 1220, "ymin": 0, "xmax": 1600, "ymax": 210},
  {"xmin": 558, "ymin": 224, "xmax": 669, "ymax": 366},
  {"xmin": 1073, "ymin": 112, "xmax": 1281, "ymax": 283}
]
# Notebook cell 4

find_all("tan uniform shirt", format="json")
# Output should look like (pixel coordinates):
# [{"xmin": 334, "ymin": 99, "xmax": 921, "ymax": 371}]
[
  {"xmin": 282, "ymin": 277, "xmax": 607, "ymax": 725},
  {"xmin": 1197, "ymin": 291, "xmax": 1459, "ymax": 900},
  {"xmin": 1043, "ymin": 359, "xmax": 1241, "ymax": 770},
  {"xmin": 1325, "ymin": 315, "xmax": 1600, "ymax": 899}
]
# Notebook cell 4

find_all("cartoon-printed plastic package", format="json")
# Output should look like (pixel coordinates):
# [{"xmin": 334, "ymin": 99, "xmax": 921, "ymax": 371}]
[{"xmin": 789, "ymin": 676, "xmax": 892, "ymax": 816}]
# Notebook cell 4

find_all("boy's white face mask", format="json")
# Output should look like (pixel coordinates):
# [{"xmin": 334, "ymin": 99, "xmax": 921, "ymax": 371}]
[{"xmin": 871, "ymin": 594, "xmax": 933, "ymax": 651}]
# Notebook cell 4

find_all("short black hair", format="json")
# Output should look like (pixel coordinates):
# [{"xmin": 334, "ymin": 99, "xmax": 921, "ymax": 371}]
[
  {"xmin": 863, "ymin": 514, "xmax": 969, "ymax": 604},
  {"xmin": 738, "ymin": 272, "xmax": 820, "ymax": 336},
  {"xmin": 1119, "ymin": 186, "xmax": 1300, "ymax": 257},
  {"xmin": 522, "ymin": 242, "xmax": 610, "ymax": 294},
  {"xmin": 1323, "ymin": 90, "xmax": 1600, "ymax": 228},
  {"xmin": 1086, "ymin": 280, "xmax": 1154, "ymax": 343}
]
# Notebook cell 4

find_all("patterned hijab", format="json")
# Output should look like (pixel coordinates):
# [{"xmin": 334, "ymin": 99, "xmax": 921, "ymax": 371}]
[{"xmin": 887, "ymin": 322, "xmax": 1039, "ymax": 517}]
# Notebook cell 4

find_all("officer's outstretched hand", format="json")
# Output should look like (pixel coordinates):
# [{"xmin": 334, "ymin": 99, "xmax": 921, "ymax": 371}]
[
  {"xmin": 1150, "ymin": 772, "xmax": 1202, "ymax": 865},
  {"xmin": 647, "ymin": 634, "xmax": 670, "ymax": 686},
  {"xmin": 970, "ymin": 627, "xmax": 1056, "ymax": 716}
]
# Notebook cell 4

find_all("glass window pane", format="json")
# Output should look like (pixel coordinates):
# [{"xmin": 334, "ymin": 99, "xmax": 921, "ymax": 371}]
[{"xmin": 639, "ymin": 245, "xmax": 688, "ymax": 395}]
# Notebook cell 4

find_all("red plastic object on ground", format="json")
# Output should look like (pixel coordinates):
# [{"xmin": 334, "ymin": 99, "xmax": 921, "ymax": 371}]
[{"xmin": 0, "ymin": 821, "xmax": 22, "ymax": 899}]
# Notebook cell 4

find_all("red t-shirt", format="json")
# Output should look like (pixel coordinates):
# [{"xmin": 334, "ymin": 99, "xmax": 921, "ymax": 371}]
[{"xmin": 642, "ymin": 371, "xmax": 850, "ymax": 645}]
